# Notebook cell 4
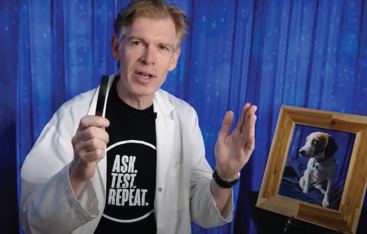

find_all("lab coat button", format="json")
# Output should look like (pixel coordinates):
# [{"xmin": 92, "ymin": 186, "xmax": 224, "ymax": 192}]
[{"xmin": 158, "ymin": 188, "xmax": 162, "ymax": 192}]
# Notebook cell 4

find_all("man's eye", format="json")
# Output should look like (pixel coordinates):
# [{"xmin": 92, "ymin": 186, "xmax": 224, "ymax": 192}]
[
  {"xmin": 159, "ymin": 45, "xmax": 168, "ymax": 51},
  {"xmin": 131, "ymin": 41, "xmax": 141, "ymax": 46}
]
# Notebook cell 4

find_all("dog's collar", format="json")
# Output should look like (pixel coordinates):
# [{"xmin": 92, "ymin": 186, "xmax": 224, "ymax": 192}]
[
  {"xmin": 314, "ymin": 157, "xmax": 327, "ymax": 163},
  {"xmin": 314, "ymin": 156, "xmax": 335, "ymax": 164},
  {"xmin": 313, "ymin": 151, "xmax": 332, "ymax": 163}
]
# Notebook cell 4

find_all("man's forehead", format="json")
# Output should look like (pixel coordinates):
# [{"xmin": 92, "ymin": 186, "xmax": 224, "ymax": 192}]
[{"xmin": 124, "ymin": 16, "xmax": 176, "ymax": 45}]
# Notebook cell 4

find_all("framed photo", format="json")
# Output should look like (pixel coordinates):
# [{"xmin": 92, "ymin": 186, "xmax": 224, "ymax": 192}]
[{"xmin": 256, "ymin": 105, "xmax": 367, "ymax": 234}]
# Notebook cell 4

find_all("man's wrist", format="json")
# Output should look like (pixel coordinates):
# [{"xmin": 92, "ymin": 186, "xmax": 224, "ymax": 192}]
[
  {"xmin": 215, "ymin": 167, "xmax": 239, "ymax": 181},
  {"xmin": 212, "ymin": 168, "xmax": 240, "ymax": 188}
]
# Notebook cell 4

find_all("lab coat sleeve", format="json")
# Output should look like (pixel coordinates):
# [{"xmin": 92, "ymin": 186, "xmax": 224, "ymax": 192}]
[
  {"xmin": 188, "ymin": 108, "xmax": 234, "ymax": 228},
  {"xmin": 20, "ymin": 121, "xmax": 99, "ymax": 234}
]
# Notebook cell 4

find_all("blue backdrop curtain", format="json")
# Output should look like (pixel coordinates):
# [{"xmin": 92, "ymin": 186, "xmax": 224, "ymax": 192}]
[{"xmin": 1, "ymin": 0, "xmax": 367, "ymax": 233}]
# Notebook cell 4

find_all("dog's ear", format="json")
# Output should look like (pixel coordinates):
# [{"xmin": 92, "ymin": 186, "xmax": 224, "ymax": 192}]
[{"xmin": 324, "ymin": 134, "xmax": 338, "ymax": 158}]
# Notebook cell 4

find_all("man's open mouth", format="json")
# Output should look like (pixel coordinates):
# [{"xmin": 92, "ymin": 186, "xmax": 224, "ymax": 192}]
[{"xmin": 135, "ymin": 71, "xmax": 154, "ymax": 78}]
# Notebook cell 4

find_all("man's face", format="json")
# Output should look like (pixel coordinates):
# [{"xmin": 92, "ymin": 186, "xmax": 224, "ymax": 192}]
[{"xmin": 112, "ymin": 16, "xmax": 180, "ymax": 100}]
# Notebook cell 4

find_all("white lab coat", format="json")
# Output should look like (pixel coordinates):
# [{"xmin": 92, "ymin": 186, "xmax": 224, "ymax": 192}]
[{"xmin": 20, "ymin": 74, "xmax": 233, "ymax": 234}]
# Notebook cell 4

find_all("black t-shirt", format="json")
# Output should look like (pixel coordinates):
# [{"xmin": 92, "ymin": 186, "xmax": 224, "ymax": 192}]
[{"xmin": 94, "ymin": 77, "xmax": 157, "ymax": 234}]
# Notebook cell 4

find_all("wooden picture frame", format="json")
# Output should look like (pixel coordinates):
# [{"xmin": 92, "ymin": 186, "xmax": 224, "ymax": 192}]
[{"xmin": 256, "ymin": 105, "xmax": 367, "ymax": 234}]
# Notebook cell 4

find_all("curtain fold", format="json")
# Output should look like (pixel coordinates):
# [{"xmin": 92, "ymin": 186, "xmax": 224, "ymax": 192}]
[{"xmin": 1, "ymin": 0, "xmax": 367, "ymax": 234}]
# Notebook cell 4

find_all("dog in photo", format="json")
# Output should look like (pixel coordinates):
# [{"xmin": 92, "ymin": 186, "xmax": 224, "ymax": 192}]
[{"xmin": 298, "ymin": 131, "xmax": 338, "ymax": 208}]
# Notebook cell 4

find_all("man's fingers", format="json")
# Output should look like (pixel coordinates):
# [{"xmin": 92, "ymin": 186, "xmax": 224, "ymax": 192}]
[
  {"xmin": 244, "ymin": 136, "xmax": 255, "ymax": 157},
  {"xmin": 73, "ymin": 138, "xmax": 106, "ymax": 162},
  {"xmin": 242, "ymin": 114, "xmax": 257, "ymax": 141},
  {"xmin": 82, "ymin": 137, "xmax": 107, "ymax": 152},
  {"xmin": 84, "ymin": 148, "xmax": 106, "ymax": 162},
  {"xmin": 238, "ymin": 104, "xmax": 257, "ymax": 130},
  {"xmin": 243, "ymin": 114, "xmax": 257, "ymax": 156},
  {"xmin": 218, "ymin": 111, "xmax": 234, "ymax": 140},
  {"xmin": 72, "ymin": 126, "xmax": 109, "ymax": 145},
  {"xmin": 235, "ymin": 103, "xmax": 251, "ymax": 131},
  {"xmin": 241, "ymin": 106, "xmax": 258, "ymax": 133},
  {"xmin": 82, "ymin": 127, "xmax": 109, "ymax": 143},
  {"xmin": 248, "ymin": 105, "xmax": 258, "ymax": 117},
  {"xmin": 78, "ymin": 115, "xmax": 110, "ymax": 131}
]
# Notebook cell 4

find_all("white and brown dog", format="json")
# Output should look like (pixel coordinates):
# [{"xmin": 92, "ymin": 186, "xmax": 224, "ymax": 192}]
[{"xmin": 298, "ymin": 132, "xmax": 338, "ymax": 208}]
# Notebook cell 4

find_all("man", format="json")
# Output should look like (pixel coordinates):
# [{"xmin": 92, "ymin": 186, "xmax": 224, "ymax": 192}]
[{"xmin": 20, "ymin": 0, "xmax": 257, "ymax": 233}]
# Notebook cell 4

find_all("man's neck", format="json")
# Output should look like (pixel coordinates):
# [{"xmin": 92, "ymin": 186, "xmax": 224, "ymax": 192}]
[{"xmin": 116, "ymin": 80, "xmax": 154, "ymax": 110}]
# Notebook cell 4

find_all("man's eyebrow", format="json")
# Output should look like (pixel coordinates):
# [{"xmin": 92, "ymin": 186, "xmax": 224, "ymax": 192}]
[
  {"xmin": 127, "ymin": 35, "xmax": 174, "ymax": 49},
  {"xmin": 127, "ymin": 35, "xmax": 145, "ymax": 42}
]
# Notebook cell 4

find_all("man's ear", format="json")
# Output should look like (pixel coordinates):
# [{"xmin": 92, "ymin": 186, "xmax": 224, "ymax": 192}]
[
  {"xmin": 111, "ymin": 34, "xmax": 120, "ymax": 61},
  {"xmin": 168, "ymin": 48, "xmax": 181, "ymax": 71}
]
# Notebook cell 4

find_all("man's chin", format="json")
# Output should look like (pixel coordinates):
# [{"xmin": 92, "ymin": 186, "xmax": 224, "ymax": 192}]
[{"xmin": 130, "ymin": 87, "xmax": 157, "ymax": 99}]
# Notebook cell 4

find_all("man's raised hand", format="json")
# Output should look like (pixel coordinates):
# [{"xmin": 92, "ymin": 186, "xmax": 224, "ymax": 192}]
[{"xmin": 214, "ymin": 103, "xmax": 257, "ymax": 181}]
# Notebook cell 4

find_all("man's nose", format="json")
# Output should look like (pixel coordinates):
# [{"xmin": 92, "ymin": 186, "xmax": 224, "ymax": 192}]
[{"xmin": 140, "ymin": 46, "xmax": 155, "ymax": 65}]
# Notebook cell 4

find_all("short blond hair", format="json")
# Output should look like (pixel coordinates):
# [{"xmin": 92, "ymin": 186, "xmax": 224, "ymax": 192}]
[{"xmin": 114, "ymin": 0, "xmax": 189, "ymax": 50}]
